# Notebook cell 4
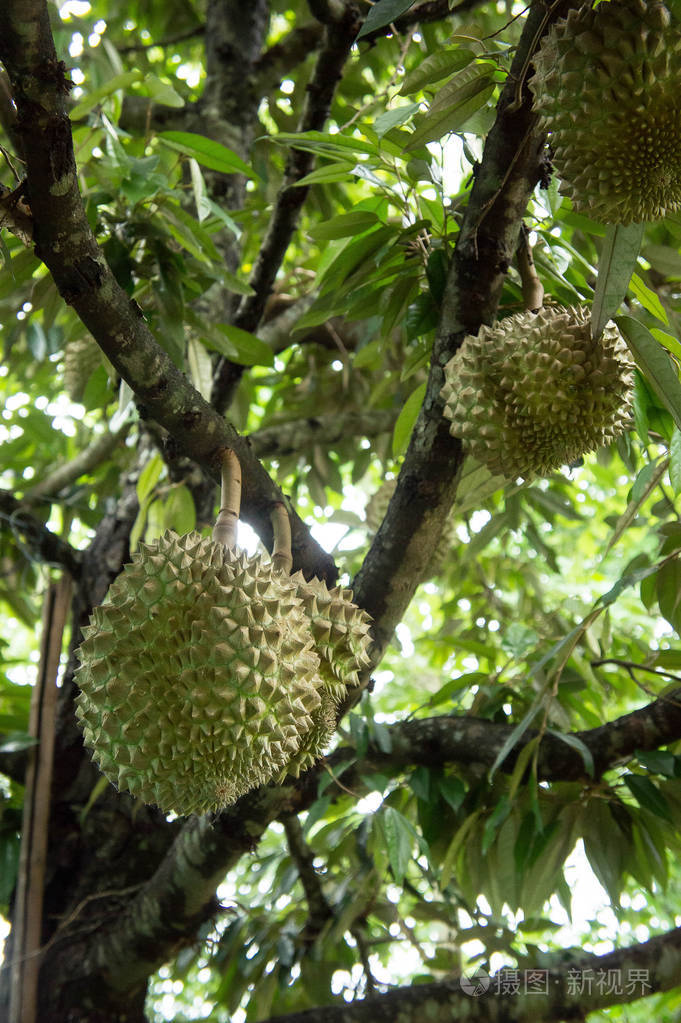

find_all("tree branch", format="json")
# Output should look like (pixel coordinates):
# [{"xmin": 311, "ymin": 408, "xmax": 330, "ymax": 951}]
[
  {"xmin": 22, "ymin": 422, "xmax": 132, "ymax": 503},
  {"xmin": 68, "ymin": 687, "xmax": 681, "ymax": 1001},
  {"xmin": 210, "ymin": 3, "xmax": 363, "ymax": 413},
  {"xmin": 320, "ymin": 688, "xmax": 681, "ymax": 791},
  {"xmin": 249, "ymin": 409, "xmax": 397, "ymax": 459},
  {"xmin": 0, "ymin": 490, "xmax": 82, "ymax": 578},
  {"xmin": 253, "ymin": 24, "xmax": 324, "ymax": 95},
  {"xmin": 0, "ymin": 0, "xmax": 336, "ymax": 584},
  {"xmin": 261, "ymin": 926, "xmax": 681, "ymax": 1022},
  {"xmin": 359, "ymin": 0, "xmax": 491, "ymax": 43},
  {"xmin": 283, "ymin": 816, "xmax": 334, "ymax": 942},
  {"xmin": 351, "ymin": 0, "xmax": 572, "ymax": 666}
]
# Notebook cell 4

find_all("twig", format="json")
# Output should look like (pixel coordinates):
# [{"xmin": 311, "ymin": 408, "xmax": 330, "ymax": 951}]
[
  {"xmin": 0, "ymin": 490, "xmax": 82, "ymax": 577},
  {"xmin": 282, "ymin": 816, "xmax": 334, "ymax": 941},
  {"xmin": 591, "ymin": 658, "xmax": 681, "ymax": 686},
  {"xmin": 23, "ymin": 422, "xmax": 132, "ymax": 503},
  {"xmin": 117, "ymin": 26, "xmax": 204, "ymax": 54}
]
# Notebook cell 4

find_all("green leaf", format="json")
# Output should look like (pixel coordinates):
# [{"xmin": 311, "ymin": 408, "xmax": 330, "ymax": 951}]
[
  {"xmin": 629, "ymin": 272, "xmax": 669, "ymax": 325},
  {"xmin": 488, "ymin": 704, "xmax": 542, "ymax": 780},
  {"xmin": 624, "ymin": 775, "xmax": 674, "ymax": 823},
  {"xmin": 651, "ymin": 327, "xmax": 681, "ymax": 363},
  {"xmin": 546, "ymin": 730, "xmax": 594, "ymax": 778},
  {"xmin": 438, "ymin": 774, "xmax": 466, "ymax": 812},
  {"xmin": 591, "ymin": 223, "xmax": 644, "ymax": 339},
  {"xmin": 0, "ymin": 829, "xmax": 20, "ymax": 906},
  {"xmin": 136, "ymin": 452, "xmax": 164, "ymax": 504},
  {"xmin": 617, "ymin": 315, "xmax": 681, "ymax": 432},
  {"xmin": 392, "ymin": 381, "xmax": 426, "ymax": 456},
  {"xmin": 308, "ymin": 210, "xmax": 382, "ymax": 241},
  {"xmin": 400, "ymin": 48, "xmax": 476, "ymax": 95},
  {"xmin": 163, "ymin": 485, "xmax": 196, "ymax": 535},
  {"xmin": 159, "ymin": 131, "xmax": 256, "ymax": 178},
  {"xmin": 382, "ymin": 807, "xmax": 414, "ymax": 885},
  {"xmin": 406, "ymin": 67, "xmax": 494, "ymax": 150},
  {"xmin": 357, "ymin": 0, "xmax": 418, "ymax": 38},
  {"xmin": 70, "ymin": 71, "xmax": 142, "ymax": 119},
  {"xmin": 141, "ymin": 74, "xmax": 185, "ymax": 109},
  {"xmin": 0, "ymin": 730, "xmax": 38, "ymax": 753},
  {"xmin": 207, "ymin": 324, "xmax": 274, "ymax": 367},
  {"xmin": 373, "ymin": 103, "xmax": 420, "ymax": 138},
  {"xmin": 482, "ymin": 796, "xmax": 512, "ymax": 855}
]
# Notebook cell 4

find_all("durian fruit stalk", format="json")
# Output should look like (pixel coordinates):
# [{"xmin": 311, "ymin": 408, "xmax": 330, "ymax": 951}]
[
  {"xmin": 530, "ymin": 0, "xmax": 681, "ymax": 224},
  {"xmin": 440, "ymin": 306, "xmax": 634, "ymax": 480},
  {"xmin": 269, "ymin": 502, "xmax": 373, "ymax": 779},
  {"xmin": 76, "ymin": 449, "xmax": 324, "ymax": 815}
]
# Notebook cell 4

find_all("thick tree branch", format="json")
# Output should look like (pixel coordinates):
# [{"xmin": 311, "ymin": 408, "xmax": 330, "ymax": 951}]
[
  {"xmin": 263, "ymin": 927, "xmax": 681, "ymax": 1022},
  {"xmin": 0, "ymin": 0, "xmax": 335, "ymax": 584},
  {"xmin": 351, "ymin": 0, "xmax": 572, "ymax": 665},
  {"xmin": 69, "ymin": 687, "xmax": 681, "ymax": 1001},
  {"xmin": 0, "ymin": 490, "xmax": 82, "ymax": 578},
  {"xmin": 249, "ymin": 409, "xmax": 397, "ymax": 459},
  {"xmin": 321, "ymin": 688, "xmax": 681, "ymax": 791},
  {"xmin": 210, "ymin": 3, "xmax": 362, "ymax": 413}
]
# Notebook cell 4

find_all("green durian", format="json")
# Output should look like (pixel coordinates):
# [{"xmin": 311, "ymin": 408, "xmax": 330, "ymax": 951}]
[
  {"xmin": 277, "ymin": 574, "xmax": 373, "ymax": 778},
  {"xmin": 530, "ymin": 0, "xmax": 681, "ymax": 223},
  {"xmin": 440, "ymin": 306, "xmax": 634, "ymax": 479},
  {"xmin": 75, "ymin": 530, "xmax": 324, "ymax": 815}
]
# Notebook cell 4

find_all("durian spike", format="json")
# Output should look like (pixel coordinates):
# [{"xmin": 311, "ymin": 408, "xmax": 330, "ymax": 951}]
[
  {"xmin": 516, "ymin": 224, "xmax": 544, "ymax": 313},
  {"xmin": 271, "ymin": 501, "xmax": 293, "ymax": 576},
  {"xmin": 213, "ymin": 448, "xmax": 241, "ymax": 548}
]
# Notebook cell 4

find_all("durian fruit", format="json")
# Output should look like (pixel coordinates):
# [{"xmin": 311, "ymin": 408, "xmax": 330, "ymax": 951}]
[
  {"xmin": 64, "ymin": 337, "xmax": 112, "ymax": 402},
  {"xmin": 270, "ymin": 504, "xmax": 373, "ymax": 779},
  {"xmin": 366, "ymin": 479, "xmax": 454, "ymax": 579},
  {"xmin": 530, "ymin": 0, "xmax": 681, "ymax": 224},
  {"xmin": 75, "ymin": 451, "xmax": 325, "ymax": 815},
  {"xmin": 440, "ymin": 306, "xmax": 634, "ymax": 479}
]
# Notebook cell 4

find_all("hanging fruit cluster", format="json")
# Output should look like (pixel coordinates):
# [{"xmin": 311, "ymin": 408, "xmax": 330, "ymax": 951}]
[
  {"xmin": 440, "ymin": 306, "xmax": 634, "ymax": 480},
  {"xmin": 75, "ymin": 451, "xmax": 372, "ymax": 816},
  {"xmin": 530, "ymin": 0, "xmax": 681, "ymax": 224}
]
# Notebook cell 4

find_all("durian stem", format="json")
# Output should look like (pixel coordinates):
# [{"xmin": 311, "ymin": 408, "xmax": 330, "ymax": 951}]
[
  {"xmin": 213, "ymin": 449, "xmax": 241, "ymax": 549},
  {"xmin": 516, "ymin": 224, "xmax": 543, "ymax": 313},
  {"xmin": 271, "ymin": 502, "xmax": 293, "ymax": 576}
]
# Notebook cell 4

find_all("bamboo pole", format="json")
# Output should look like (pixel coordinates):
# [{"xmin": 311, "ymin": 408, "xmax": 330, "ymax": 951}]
[{"xmin": 9, "ymin": 575, "xmax": 72, "ymax": 1023}]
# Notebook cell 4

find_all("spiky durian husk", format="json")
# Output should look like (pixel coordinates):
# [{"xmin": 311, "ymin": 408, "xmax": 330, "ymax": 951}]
[
  {"xmin": 291, "ymin": 573, "xmax": 373, "ymax": 702},
  {"xmin": 530, "ymin": 0, "xmax": 681, "ymax": 223},
  {"xmin": 366, "ymin": 479, "xmax": 454, "ymax": 578},
  {"xmin": 75, "ymin": 530, "xmax": 323, "ymax": 815},
  {"xmin": 272, "ymin": 574, "xmax": 372, "ymax": 779},
  {"xmin": 440, "ymin": 306, "xmax": 634, "ymax": 479},
  {"xmin": 64, "ymin": 338, "xmax": 110, "ymax": 402},
  {"xmin": 276, "ymin": 691, "xmax": 338, "ymax": 780}
]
